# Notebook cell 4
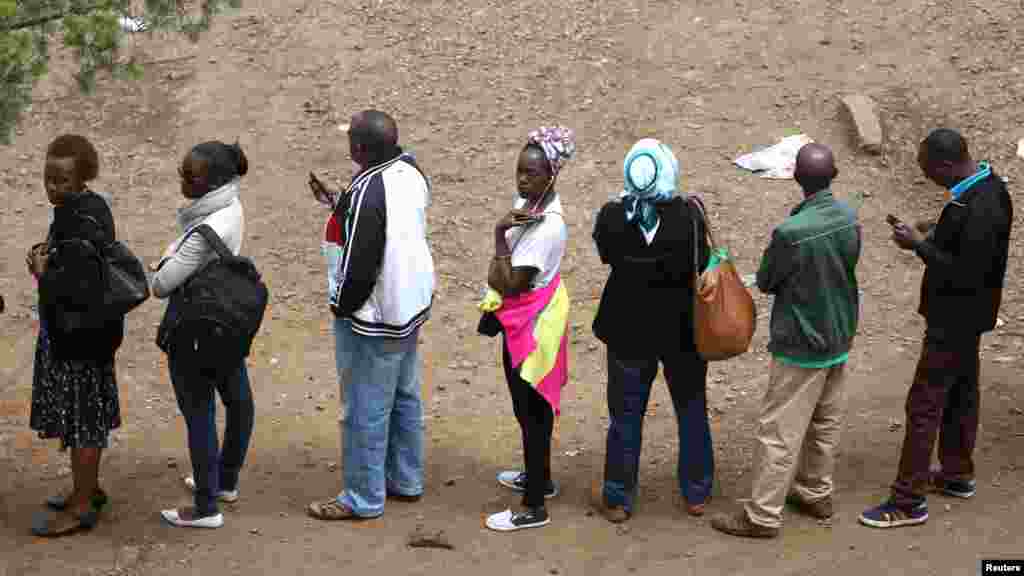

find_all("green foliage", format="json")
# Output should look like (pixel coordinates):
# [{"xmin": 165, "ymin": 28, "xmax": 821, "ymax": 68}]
[{"xmin": 0, "ymin": 0, "xmax": 242, "ymax": 144}]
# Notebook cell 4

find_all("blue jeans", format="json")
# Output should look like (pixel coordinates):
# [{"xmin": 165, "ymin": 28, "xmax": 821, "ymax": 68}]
[
  {"xmin": 336, "ymin": 327, "xmax": 424, "ymax": 517},
  {"xmin": 603, "ymin": 349, "xmax": 712, "ymax": 512},
  {"xmin": 169, "ymin": 358, "xmax": 255, "ymax": 517},
  {"xmin": 334, "ymin": 318, "xmax": 354, "ymax": 428}
]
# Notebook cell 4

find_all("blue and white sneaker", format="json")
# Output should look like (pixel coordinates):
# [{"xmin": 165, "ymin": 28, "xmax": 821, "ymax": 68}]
[
  {"xmin": 859, "ymin": 500, "xmax": 928, "ymax": 528},
  {"xmin": 930, "ymin": 472, "xmax": 976, "ymax": 499}
]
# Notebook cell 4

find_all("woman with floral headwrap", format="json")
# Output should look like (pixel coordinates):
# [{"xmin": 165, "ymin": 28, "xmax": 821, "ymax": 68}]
[
  {"xmin": 591, "ymin": 138, "xmax": 713, "ymax": 523},
  {"xmin": 480, "ymin": 126, "xmax": 574, "ymax": 531}
]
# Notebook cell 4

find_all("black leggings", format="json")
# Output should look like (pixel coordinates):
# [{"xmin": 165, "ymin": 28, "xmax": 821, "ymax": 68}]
[{"xmin": 502, "ymin": 339, "xmax": 554, "ymax": 509}]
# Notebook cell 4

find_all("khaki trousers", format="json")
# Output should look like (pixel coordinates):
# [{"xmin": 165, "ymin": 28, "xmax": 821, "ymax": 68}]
[{"xmin": 745, "ymin": 359, "xmax": 847, "ymax": 528}]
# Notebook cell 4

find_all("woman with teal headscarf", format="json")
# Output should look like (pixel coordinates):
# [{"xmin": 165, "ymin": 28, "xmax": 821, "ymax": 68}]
[{"xmin": 591, "ymin": 138, "xmax": 714, "ymax": 523}]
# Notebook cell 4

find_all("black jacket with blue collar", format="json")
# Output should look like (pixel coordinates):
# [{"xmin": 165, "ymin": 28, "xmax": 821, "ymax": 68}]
[{"xmin": 915, "ymin": 170, "xmax": 1013, "ymax": 340}]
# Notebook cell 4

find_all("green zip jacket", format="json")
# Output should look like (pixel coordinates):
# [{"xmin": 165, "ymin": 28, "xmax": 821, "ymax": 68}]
[{"xmin": 756, "ymin": 190, "xmax": 861, "ymax": 367}]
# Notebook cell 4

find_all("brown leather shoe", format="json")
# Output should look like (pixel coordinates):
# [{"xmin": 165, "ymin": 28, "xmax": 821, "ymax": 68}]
[
  {"xmin": 786, "ymin": 494, "xmax": 833, "ymax": 519},
  {"xmin": 710, "ymin": 511, "xmax": 779, "ymax": 539}
]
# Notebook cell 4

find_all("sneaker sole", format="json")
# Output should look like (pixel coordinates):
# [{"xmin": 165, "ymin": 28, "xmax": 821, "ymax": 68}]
[
  {"xmin": 485, "ymin": 516, "xmax": 551, "ymax": 532},
  {"xmin": 858, "ymin": 513, "xmax": 929, "ymax": 529},
  {"xmin": 496, "ymin": 478, "xmax": 559, "ymax": 500},
  {"xmin": 938, "ymin": 487, "xmax": 975, "ymax": 499}
]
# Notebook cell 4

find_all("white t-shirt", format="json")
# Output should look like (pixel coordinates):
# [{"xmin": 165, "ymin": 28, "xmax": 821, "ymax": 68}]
[{"xmin": 504, "ymin": 195, "xmax": 567, "ymax": 290}]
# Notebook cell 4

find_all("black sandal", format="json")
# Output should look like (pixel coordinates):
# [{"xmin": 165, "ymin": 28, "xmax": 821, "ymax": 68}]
[
  {"xmin": 31, "ymin": 508, "xmax": 99, "ymax": 538},
  {"xmin": 45, "ymin": 489, "xmax": 108, "ymax": 512}
]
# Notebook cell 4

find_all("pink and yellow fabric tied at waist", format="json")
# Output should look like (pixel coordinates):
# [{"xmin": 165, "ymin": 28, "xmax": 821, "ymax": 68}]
[{"xmin": 478, "ymin": 274, "xmax": 570, "ymax": 415}]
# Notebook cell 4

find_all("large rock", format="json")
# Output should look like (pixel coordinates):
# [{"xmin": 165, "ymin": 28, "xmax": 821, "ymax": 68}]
[{"xmin": 841, "ymin": 94, "xmax": 883, "ymax": 154}]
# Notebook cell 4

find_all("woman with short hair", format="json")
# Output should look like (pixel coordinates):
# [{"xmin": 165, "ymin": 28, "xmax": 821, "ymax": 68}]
[{"xmin": 29, "ymin": 134, "xmax": 124, "ymax": 536}]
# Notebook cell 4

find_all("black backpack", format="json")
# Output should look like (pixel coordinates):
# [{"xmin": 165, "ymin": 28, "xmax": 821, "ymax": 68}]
[{"xmin": 156, "ymin": 224, "xmax": 269, "ymax": 372}]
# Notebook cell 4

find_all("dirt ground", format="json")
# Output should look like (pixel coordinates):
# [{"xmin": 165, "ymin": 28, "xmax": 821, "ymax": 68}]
[{"xmin": 1, "ymin": 1, "xmax": 1023, "ymax": 574}]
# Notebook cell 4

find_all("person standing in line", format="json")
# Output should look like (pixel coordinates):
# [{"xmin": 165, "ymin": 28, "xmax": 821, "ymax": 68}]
[
  {"xmin": 712, "ymin": 143, "xmax": 861, "ymax": 539},
  {"xmin": 481, "ymin": 126, "xmax": 574, "ymax": 532},
  {"xmin": 29, "ymin": 134, "xmax": 125, "ymax": 537},
  {"xmin": 590, "ymin": 138, "xmax": 713, "ymax": 523},
  {"xmin": 860, "ymin": 129, "xmax": 1012, "ymax": 529},
  {"xmin": 307, "ymin": 110, "xmax": 435, "ymax": 521},
  {"xmin": 153, "ymin": 141, "xmax": 255, "ymax": 529}
]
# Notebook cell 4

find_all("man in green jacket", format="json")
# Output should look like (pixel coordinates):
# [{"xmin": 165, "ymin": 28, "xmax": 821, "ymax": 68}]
[{"xmin": 712, "ymin": 143, "xmax": 861, "ymax": 538}]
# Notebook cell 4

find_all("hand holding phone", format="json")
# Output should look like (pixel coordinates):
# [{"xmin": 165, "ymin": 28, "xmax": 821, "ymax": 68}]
[{"xmin": 309, "ymin": 172, "xmax": 330, "ymax": 205}]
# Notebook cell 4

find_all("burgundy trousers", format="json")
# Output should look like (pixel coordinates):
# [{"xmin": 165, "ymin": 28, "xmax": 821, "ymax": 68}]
[{"xmin": 890, "ymin": 332, "xmax": 981, "ymax": 508}]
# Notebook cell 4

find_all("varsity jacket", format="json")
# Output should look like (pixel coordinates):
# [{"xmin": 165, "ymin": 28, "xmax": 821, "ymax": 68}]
[{"xmin": 330, "ymin": 150, "xmax": 435, "ymax": 338}]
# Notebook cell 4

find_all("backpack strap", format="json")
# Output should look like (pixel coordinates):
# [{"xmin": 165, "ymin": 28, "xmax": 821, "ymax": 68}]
[{"xmin": 190, "ymin": 224, "xmax": 234, "ymax": 260}]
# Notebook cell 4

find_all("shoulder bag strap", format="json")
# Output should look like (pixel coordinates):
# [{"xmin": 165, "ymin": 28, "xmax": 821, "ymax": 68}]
[
  {"xmin": 191, "ymin": 224, "xmax": 234, "ymax": 260},
  {"xmin": 688, "ymin": 197, "xmax": 716, "ymax": 280}
]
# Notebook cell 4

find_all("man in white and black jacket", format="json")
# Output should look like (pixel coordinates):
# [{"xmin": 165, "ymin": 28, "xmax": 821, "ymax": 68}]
[{"xmin": 308, "ymin": 110, "xmax": 435, "ymax": 521}]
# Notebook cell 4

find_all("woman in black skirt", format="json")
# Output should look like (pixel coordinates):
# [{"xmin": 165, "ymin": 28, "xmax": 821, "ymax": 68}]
[{"xmin": 27, "ymin": 134, "xmax": 124, "ymax": 537}]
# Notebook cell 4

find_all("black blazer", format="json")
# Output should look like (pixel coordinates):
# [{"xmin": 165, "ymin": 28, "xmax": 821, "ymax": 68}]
[
  {"xmin": 591, "ymin": 196, "xmax": 710, "ymax": 359},
  {"xmin": 39, "ymin": 190, "xmax": 124, "ymax": 361},
  {"xmin": 915, "ymin": 171, "xmax": 1013, "ymax": 340}
]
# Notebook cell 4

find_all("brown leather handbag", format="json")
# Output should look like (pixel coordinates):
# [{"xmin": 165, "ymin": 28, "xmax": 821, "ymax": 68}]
[{"xmin": 689, "ymin": 199, "xmax": 756, "ymax": 361}]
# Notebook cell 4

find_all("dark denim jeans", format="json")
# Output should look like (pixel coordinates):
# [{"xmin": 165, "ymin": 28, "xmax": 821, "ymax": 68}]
[
  {"xmin": 603, "ymin": 349, "xmax": 712, "ymax": 512},
  {"xmin": 169, "ymin": 357, "xmax": 255, "ymax": 517}
]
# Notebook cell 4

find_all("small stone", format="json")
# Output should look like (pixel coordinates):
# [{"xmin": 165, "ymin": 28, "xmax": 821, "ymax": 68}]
[
  {"xmin": 444, "ymin": 477, "xmax": 458, "ymax": 487},
  {"xmin": 944, "ymin": 504, "xmax": 952, "ymax": 512},
  {"xmin": 849, "ymin": 545, "xmax": 856, "ymax": 551},
  {"xmin": 616, "ymin": 524, "xmax": 631, "ymax": 535},
  {"xmin": 550, "ymin": 569, "xmax": 560, "ymax": 575},
  {"xmin": 118, "ymin": 546, "xmax": 141, "ymax": 568},
  {"xmin": 167, "ymin": 457, "xmax": 177, "ymax": 469},
  {"xmin": 907, "ymin": 544, "xmax": 918, "ymax": 551},
  {"xmin": 327, "ymin": 462, "xmax": 337, "ymax": 471},
  {"xmin": 840, "ymin": 94, "xmax": 883, "ymax": 154}
]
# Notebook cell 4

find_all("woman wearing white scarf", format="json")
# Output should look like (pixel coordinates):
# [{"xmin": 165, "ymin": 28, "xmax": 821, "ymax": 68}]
[
  {"xmin": 591, "ymin": 138, "xmax": 714, "ymax": 523},
  {"xmin": 620, "ymin": 138, "xmax": 681, "ymax": 243},
  {"xmin": 153, "ymin": 141, "xmax": 254, "ymax": 529}
]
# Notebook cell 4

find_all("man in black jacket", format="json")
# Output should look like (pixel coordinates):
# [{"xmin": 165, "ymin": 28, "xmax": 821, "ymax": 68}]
[{"xmin": 861, "ymin": 129, "xmax": 1013, "ymax": 529}]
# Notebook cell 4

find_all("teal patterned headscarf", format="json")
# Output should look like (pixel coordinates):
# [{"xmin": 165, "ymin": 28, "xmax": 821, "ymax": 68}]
[{"xmin": 620, "ymin": 138, "xmax": 680, "ymax": 235}]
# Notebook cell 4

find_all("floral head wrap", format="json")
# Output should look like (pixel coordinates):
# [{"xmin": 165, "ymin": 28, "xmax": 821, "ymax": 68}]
[{"xmin": 527, "ymin": 126, "xmax": 576, "ymax": 176}]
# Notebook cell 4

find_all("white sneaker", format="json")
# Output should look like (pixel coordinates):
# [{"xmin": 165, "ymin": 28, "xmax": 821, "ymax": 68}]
[
  {"xmin": 183, "ymin": 476, "xmax": 239, "ymax": 503},
  {"xmin": 486, "ymin": 508, "xmax": 550, "ymax": 532},
  {"xmin": 161, "ymin": 508, "xmax": 224, "ymax": 529}
]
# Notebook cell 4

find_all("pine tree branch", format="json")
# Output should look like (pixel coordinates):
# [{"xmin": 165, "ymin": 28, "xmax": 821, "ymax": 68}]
[{"xmin": 0, "ymin": 2, "xmax": 104, "ymax": 32}]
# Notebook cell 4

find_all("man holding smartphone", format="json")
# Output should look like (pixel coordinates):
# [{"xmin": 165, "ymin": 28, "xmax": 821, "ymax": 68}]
[{"xmin": 861, "ymin": 128, "xmax": 1013, "ymax": 529}]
